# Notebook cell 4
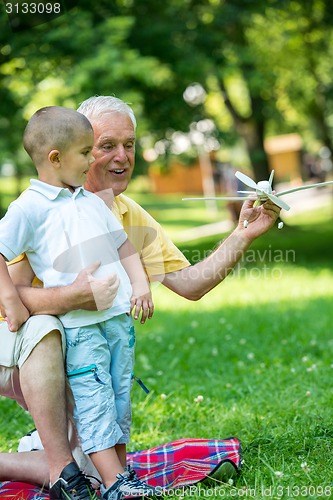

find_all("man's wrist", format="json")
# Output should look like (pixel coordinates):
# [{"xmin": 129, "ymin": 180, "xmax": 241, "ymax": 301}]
[
  {"xmin": 64, "ymin": 282, "xmax": 83, "ymax": 311},
  {"xmin": 230, "ymin": 226, "xmax": 253, "ymax": 250}
]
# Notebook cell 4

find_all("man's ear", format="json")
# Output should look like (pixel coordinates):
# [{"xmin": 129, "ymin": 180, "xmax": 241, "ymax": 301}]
[{"xmin": 48, "ymin": 149, "xmax": 61, "ymax": 167}]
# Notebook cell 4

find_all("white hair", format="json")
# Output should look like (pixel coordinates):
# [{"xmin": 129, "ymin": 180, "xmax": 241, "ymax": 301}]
[{"xmin": 77, "ymin": 95, "xmax": 137, "ymax": 129}]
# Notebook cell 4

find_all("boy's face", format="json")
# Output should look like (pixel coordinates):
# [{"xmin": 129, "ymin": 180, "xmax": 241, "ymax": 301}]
[{"xmin": 58, "ymin": 129, "xmax": 95, "ymax": 190}]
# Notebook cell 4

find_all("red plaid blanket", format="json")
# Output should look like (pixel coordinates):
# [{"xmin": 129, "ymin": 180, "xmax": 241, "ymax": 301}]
[
  {"xmin": 127, "ymin": 437, "xmax": 240, "ymax": 488},
  {"xmin": 0, "ymin": 437, "xmax": 241, "ymax": 498}
]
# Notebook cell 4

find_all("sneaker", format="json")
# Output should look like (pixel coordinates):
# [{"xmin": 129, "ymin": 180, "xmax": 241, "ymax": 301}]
[
  {"xmin": 101, "ymin": 479, "xmax": 124, "ymax": 500},
  {"xmin": 49, "ymin": 462, "xmax": 99, "ymax": 500},
  {"xmin": 101, "ymin": 466, "xmax": 158, "ymax": 499}
]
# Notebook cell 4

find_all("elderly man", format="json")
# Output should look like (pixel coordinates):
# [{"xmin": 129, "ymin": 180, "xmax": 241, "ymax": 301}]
[{"xmin": 0, "ymin": 96, "xmax": 280, "ymax": 497}]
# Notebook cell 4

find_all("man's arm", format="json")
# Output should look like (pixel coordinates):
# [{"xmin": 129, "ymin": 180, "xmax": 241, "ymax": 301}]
[
  {"xmin": 9, "ymin": 259, "xmax": 120, "ymax": 315},
  {"xmin": 156, "ymin": 199, "xmax": 281, "ymax": 300}
]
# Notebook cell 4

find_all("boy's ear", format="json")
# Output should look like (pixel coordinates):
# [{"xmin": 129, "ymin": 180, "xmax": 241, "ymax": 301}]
[{"xmin": 48, "ymin": 149, "xmax": 61, "ymax": 166}]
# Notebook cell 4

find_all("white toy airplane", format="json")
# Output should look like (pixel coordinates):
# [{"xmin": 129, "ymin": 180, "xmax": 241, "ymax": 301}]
[{"xmin": 183, "ymin": 170, "xmax": 333, "ymax": 212}]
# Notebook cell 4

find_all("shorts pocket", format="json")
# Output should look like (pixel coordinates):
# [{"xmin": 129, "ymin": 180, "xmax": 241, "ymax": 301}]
[{"xmin": 67, "ymin": 363, "xmax": 106, "ymax": 385}]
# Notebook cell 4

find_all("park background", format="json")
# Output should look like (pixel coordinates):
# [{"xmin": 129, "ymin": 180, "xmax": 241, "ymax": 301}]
[{"xmin": 1, "ymin": 1, "xmax": 333, "ymax": 497}]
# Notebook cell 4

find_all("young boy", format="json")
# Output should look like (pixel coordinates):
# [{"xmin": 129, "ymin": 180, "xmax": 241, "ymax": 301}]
[{"xmin": 0, "ymin": 106, "xmax": 157, "ymax": 500}]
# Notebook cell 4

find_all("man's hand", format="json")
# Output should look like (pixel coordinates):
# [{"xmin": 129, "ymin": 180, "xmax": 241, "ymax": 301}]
[
  {"xmin": 94, "ymin": 188, "xmax": 115, "ymax": 210},
  {"xmin": 70, "ymin": 261, "xmax": 120, "ymax": 311},
  {"xmin": 237, "ymin": 198, "xmax": 281, "ymax": 242}
]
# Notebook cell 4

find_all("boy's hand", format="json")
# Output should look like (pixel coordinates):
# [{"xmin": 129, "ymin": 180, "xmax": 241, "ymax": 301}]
[
  {"xmin": 130, "ymin": 289, "xmax": 154, "ymax": 324},
  {"xmin": 4, "ymin": 300, "xmax": 29, "ymax": 332}
]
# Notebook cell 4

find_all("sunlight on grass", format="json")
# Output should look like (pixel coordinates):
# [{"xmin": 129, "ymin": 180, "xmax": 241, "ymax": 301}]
[
  {"xmin": 150, "ymin": 265, "xmax": 333, "ymax": 312},
  {"xmin": 285, "ymin": 204, "xmax": 333, "ymax": 226},
  {"xmin": 131, "ymin": 260, "xmax": 333, "ymax": 489}
]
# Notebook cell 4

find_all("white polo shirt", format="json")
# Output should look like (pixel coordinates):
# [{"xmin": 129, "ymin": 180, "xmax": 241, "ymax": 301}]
[{"xmin": 0, "ymin": 179, "xmax": 132, "ymax": 328}]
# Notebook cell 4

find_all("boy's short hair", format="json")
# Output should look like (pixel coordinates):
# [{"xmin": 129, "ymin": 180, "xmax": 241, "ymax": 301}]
[{"xmin": 23, "ymin": 106, "xmax": 92, "ymax": 166}]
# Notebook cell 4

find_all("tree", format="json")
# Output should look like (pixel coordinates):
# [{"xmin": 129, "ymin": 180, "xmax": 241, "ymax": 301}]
[
  {"xmin": 121, "ymin": 0, "xmax": 333, "ymax": 180},
  {"xmin": 1, "ymin": 0, "xmax": 333, "ymax": 194},
  {"xmin": 122, "ymin": 0, "xmax": 280, "ymax": 180},
  {"xmin": 0, "ymin": 1, "xmax": 167, "ymax": 194}
]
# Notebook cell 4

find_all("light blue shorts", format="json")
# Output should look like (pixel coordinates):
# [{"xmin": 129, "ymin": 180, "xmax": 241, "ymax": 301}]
[{"xmin": 65, "ymin": 313, "xmax": 135, "ymax": 454}]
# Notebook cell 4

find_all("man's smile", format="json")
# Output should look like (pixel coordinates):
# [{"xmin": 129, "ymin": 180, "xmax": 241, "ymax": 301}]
[{"xmin": 109, "ymin": 168, "xmax": 126, "ymax": 175}]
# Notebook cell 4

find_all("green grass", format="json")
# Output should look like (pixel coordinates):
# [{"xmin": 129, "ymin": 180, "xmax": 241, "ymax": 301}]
[
  {"xmin": 1, "ymin": 188, "xmax": 333, "ymax": 497},
  {"xmin": 130, "ymin": 264, "xmax": 333, "ymax": 497},
  {"xmin": 128, "ymin": 197, "xmax": 333, "ymax": 496}
]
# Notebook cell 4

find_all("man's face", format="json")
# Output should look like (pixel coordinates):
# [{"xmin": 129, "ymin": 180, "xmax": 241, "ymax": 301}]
[{"xmin": 84, "ymin": 112, "xmax": 136, "ymax": 196}]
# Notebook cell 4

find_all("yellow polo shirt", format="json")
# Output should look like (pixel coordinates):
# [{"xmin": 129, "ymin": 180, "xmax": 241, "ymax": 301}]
[
  {"xmin": 112, "ymin": 194, "xmax": 190, "ymax": 278},
  {"xmin": 7, "ymin": 193, "xmax": 190, "ymax": 285}
]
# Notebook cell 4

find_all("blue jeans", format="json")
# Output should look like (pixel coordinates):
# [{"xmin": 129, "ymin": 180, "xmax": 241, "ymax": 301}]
[{"xmin": 65, "ymin": 313, "xmax": 135, "ymax": 454}]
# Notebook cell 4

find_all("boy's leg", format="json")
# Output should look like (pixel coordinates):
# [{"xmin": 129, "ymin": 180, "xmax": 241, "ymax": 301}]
[
  {"xmin": 115, "ymin": 443, "xmax": 126, "ymax": 468},
  {"xmin": 65, "ymin": 323, "xmax": 124, "ymax": 488},
  {"xmin": 89, "ymin": 447, "xmax": 123, "ymax": 489},
  {"xmin": 104, "ymin": 315, "xmax": 157, "ymax": 498},
  {"xmin": 107, "ymin": 314, "xmax": 135, "ymax": 459},
  {"xmin": 65, "ymin": 317, "xmax": 157, "ymax": 499}
]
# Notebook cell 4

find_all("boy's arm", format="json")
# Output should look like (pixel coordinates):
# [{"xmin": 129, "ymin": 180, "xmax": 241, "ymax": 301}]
[
  {"xmin": 0, "ymin": 255, "xmax": 29, "ymax": 331},
  {"xmin": 118, "ymin": 239, "xmax": 154, "ymax": 324}
]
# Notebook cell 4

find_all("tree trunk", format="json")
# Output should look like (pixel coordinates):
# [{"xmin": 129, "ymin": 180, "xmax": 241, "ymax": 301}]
[
  {"xmin": 236, "ymin": 119, "xmax": 270, "ymax": 182},
  {"xmin": 218, "ymin": 77, "xmax": 270, "ymax": 182}
]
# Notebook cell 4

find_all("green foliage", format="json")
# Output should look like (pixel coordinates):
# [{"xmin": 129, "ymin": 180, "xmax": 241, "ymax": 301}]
[{"xmin": 2, "ymin": 0, "xmax": 333, "ymax": 189}]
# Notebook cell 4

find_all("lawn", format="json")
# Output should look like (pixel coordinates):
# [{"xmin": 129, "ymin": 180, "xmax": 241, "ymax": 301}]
[{"xmin": 1, "ymin": 188, "xmax": 333, "ymax": 498}]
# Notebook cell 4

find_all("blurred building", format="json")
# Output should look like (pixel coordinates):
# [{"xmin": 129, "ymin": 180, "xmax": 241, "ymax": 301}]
[
  {"xmin": 264, "ymin": 133, "xmax": 303, "ymax": 182},
  {"xmin": 148, "ymin": 133, "xmax": 304, "ymax": 194},
  {"xmin": 149, "ymin": 161, "xmax": 203, "ymax": 194}
]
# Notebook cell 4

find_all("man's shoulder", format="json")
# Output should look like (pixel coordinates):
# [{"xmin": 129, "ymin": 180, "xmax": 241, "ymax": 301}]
[
  {"xmin": 115, "ymin": 193, "xmax": 159, "ymax": 224},
  {"xmin": 114, "ymin": 193, "xmax": 147, "ymax": 218},
  {"xmin": 116, "ymin": 193, "xmax": 143, "ymax": 211}
]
